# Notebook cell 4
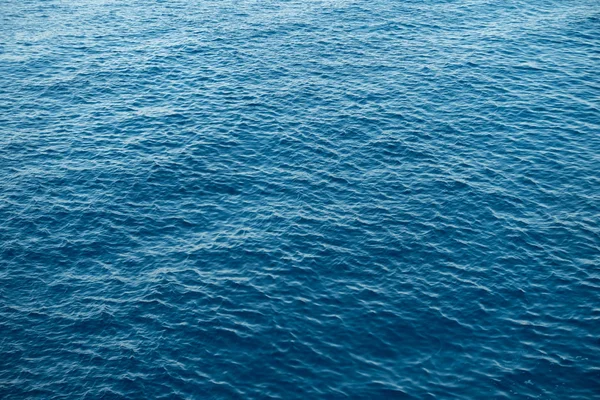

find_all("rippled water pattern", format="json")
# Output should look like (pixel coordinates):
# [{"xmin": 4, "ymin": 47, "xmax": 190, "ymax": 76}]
[{"xmin": 1, "ymin": 0, "xmax": 600, "ymax": 398}]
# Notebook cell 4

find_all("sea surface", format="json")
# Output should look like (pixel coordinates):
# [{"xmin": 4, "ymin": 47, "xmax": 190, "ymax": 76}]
[{"xmin": 1, "ymin": 0, "xmax": 599, "ymax": 398}]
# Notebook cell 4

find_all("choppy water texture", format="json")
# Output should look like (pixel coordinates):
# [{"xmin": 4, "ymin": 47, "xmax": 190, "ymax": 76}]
[{"xmin": 1, "ymin": 0, "xmax": 600, "ymax": 398}]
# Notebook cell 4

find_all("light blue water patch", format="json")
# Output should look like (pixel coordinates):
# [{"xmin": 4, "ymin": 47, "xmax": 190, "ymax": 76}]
[{"xmin": 1, "ymin": 0, "xmax": 599, "ymax": 399}]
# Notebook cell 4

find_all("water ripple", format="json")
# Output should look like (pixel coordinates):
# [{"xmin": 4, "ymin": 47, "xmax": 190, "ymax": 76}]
[{"xmin": 1, "ymin": 0, "xmax": 600, "ymax": 398}]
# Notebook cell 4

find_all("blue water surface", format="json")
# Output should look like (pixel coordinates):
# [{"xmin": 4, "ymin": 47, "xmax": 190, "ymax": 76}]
[{"xmin": 1, "ymin": 0, "xmax": 599, "ymax": 398}]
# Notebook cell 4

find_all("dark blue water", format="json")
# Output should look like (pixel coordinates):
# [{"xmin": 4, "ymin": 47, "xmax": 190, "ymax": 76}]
[{"xmin": 1, "ymin": 0, "xmax": 599, "ymax": 398}]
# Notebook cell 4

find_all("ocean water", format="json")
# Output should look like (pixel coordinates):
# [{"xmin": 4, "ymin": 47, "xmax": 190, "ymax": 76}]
[{"xmin": 1, "ymin": 0, "xmax": 599, "ymax": 398}]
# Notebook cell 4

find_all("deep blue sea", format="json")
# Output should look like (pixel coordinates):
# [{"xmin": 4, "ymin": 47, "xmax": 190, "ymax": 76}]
[{"xmin": 1, "ymin": 0, "xmax": 599, "ymax": 398}]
